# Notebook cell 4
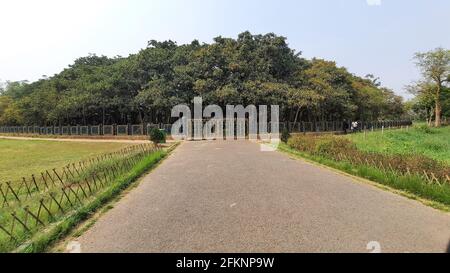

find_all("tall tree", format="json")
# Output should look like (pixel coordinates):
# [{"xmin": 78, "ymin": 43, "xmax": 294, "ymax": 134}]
[
  {"xmin": 414, "ymin": 48, "xmax": 450, "ymax": 127},
  {"xmin": 0, "ymin": 32, "xmax": 406, "ymax": 126}
]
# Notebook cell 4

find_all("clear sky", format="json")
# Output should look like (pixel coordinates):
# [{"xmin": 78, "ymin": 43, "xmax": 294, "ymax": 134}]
[{"xmin": 0, "ymin": 0, "xmax": 449, "ymax": 99}]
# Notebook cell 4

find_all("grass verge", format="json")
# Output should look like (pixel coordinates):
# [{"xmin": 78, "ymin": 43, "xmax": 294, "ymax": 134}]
[
  {"xmin": 347, "ymin": 125, "xmax": 450, "ymax": 164},
  {"xmin": 278, "ymin": 143, "xmax": 450, "ymax": 212},
  {"xmin": 0, "ymin": 138, "xmax": 130, "ymax": 181},
  {"xmin": 16, "ymin": 143, "xmax": 178, "ymax": 253}
]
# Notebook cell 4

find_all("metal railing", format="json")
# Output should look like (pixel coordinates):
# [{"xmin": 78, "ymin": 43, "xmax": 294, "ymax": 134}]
[{"xmin": 0, "ymin": 120, "xmax": 413, "ymax": 137}]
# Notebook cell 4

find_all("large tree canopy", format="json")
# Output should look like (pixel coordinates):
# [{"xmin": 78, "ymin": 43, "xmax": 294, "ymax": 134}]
[{"xmin": 0, "ymin": 32, "xmax": 405, "ymax": 126}]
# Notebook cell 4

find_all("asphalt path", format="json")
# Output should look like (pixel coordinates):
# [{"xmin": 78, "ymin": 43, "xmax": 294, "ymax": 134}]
[{"xmin": 76, "ymin": 141, "xmax": 450, "ymax": 253}]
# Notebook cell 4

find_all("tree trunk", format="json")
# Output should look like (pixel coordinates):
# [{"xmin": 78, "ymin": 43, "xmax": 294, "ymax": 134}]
[
  {"xmin": 82, "ymin": 106, "xmax": 87, "ymax": 126},
  {"xmin": 293, "ymin": 107, "xmax": 301, "ymax": 125},
  {"xmin": 435, "ymin": 83, "xmax": 442, "ymax": 127},
  {"xmin": 428, "ymin": 107, "xmax": 434, "ymax": 127},
  {"xmin": 138, "ymin": 109, "xmax": 144, "ymax": 125},
  {"xmin": 102, "ymin": 106, "xmax": 106, "ymax": 125},
  {"xmin": 435, "ymin": 102, "xmax": 441, "ymax": 127}
]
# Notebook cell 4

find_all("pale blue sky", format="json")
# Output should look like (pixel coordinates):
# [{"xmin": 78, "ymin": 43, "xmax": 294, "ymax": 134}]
[{"xmin": 0, "ymin": 0, "xmax": 449, "ymax": 98}]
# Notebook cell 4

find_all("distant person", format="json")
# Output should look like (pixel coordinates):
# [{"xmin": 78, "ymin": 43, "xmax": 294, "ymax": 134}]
[{"xmin": 351, "ymin": 121, "xmax": 358, "ymax": 132}]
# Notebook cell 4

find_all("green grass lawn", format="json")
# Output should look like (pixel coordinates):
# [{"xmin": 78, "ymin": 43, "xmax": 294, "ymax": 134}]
[
  {"xmin": 347, "ymin": 125, "xmax": 450, "ymax": 164},
  {"xmin": 0, "ymin": 139, "xmax": 130, "ymax": 182}
]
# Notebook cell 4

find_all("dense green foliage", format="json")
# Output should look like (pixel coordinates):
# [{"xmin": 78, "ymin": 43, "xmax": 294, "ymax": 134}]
[
  {"xmin": 149, "ymin": 128, "xmax": 166, "ymax": 144},
  {"xmin": 0, "ymin": 32, "xmax": 405, "ymax": 126}
]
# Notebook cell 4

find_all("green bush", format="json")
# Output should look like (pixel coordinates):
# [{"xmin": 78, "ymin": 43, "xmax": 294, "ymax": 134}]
[
  {"xmin": 149, "ymin": 128, "xmax": 166, "ymax": 144},
  {"xmin": 415, "ymin": 124, "xmax": 434, "ymax": 134},
  {"xmin": 281, "ymin": 128, "xmax": 291, "ymax": 143}
]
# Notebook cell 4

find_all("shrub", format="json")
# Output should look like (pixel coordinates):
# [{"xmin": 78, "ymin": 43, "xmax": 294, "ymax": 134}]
[
  {"xmin": 287, "ymin": 135, "xmax": 318, "ymax": 153},
  {"xmin": 281, "ymin": 128, "xmax": 291, "ymax": 143},
  {"xmin": 415, "ymin": 124, "xmax": 434, "ymax": 134},
  {"xmin": 314, "ymin": 136, "xmax": 356, "ymax": 156},
  {"xmin": 149, "ymin": 128, "xmax": 166, "ymax": 144}
]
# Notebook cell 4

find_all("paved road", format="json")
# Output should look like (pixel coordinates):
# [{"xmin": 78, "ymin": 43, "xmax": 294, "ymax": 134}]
[{"xmin": 77, "ymin": 141, "xmax": 450, "ymax": 253}]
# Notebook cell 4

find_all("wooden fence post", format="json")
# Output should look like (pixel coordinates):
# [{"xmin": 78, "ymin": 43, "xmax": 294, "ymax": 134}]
[{"xmin": 6, "ymin": 182, "xmax": 20, "ymax": 203}]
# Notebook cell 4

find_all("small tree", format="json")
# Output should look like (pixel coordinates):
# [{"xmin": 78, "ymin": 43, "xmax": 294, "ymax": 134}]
[
  {"xmin": 149, "ymin": 128, "xmax": 166, "ymax": 144},
  {"xmin": 407, "ymin": 82, "xmax": 438, "ymax": 125},
  {"xmin": 281, "ymin": 128, "xmax": 291, "ymax": 143},
  {"xmin": 414, "ymin": 48, "xmax": 450, "ymax": 127}
]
